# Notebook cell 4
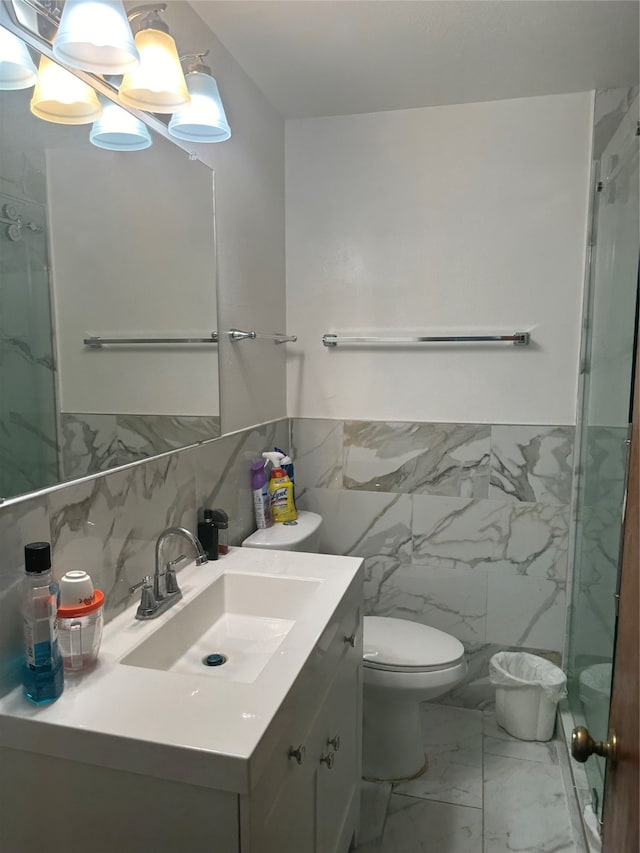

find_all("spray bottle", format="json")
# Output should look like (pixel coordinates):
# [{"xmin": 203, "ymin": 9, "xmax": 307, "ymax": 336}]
[
  {"xmin": 251, "ymin": 460, "xmax": 272, "ymax": 529},
  {"xmin": 262, "ymin": 451, "xmax": 297, "ymax": 523}
]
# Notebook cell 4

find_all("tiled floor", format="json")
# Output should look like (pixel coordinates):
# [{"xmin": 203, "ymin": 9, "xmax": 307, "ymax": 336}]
[{"xmin": 354, "ymin": 703, "xmax": 586, "ymax": 853}]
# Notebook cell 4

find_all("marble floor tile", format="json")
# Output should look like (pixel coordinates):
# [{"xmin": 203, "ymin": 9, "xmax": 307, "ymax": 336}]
[
  {"xmin": 483, "ymin": 712, "xmax": 558, "ymax": 764},
  {"xmin": 357, "ymin": 780, "xmax": 392, "ymax": 847},
  {"xmin": 484, "ymin": 752, "xmax": 575, "ymax": 852},
  {"xmin": 354, "ymin": 794, "xmax": 482, "ymax": 853},
  {"xmin": 393, "ymin": 704, "xmax": 483, "ymax": 808}
]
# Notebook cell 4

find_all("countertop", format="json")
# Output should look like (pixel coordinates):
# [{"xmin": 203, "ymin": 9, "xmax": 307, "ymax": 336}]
[{"xmin": 0, "ymin": 548, "xmax": 363, "ymax": 795}]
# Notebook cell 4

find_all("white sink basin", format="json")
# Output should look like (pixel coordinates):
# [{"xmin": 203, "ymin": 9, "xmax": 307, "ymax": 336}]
[{"xmin": 121, "ymin": 571, "xmax": 322, "ymax": 683}]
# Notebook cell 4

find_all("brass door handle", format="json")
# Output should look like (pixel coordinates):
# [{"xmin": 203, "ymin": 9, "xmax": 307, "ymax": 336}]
[{"xmin": 572, "ymin": 726, "xmax": 616, "ymax": 763}]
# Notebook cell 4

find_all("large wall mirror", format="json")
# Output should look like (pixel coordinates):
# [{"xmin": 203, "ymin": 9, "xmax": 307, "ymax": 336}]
[{"xmin": 0, "ymin": 27, "xmax": 220, "ymax": 502}]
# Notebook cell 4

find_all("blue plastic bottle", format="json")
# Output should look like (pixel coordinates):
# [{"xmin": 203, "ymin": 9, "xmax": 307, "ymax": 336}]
[{"xmin": 21, "ymin": 542, "xmax": 64, "ymax": 705}]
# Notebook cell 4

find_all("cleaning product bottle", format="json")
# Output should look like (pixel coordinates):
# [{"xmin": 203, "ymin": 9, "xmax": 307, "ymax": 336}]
[
  {"xmin": 21, "ymin": 542, "xmax": 64, "ymax": 705},
  {"xmin": 275, "ymin": 447, "xmax": 296, "ymax": 510},
  {"xmin": 263, "ymin": 452, "xmax": 297, "ymax": 523},
  {"xmin": 251, "ymin": 460, "xmax": 272, "ymax": 529}
]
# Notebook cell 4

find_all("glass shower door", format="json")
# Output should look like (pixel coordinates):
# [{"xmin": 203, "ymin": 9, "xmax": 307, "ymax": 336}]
[
  {"xmin": 0, "ymin": 192, "xmax": 59, "ymax": 498},
  {"xmin": 567, "ymin": 96, "xmax": 639, "ymax": 821}
]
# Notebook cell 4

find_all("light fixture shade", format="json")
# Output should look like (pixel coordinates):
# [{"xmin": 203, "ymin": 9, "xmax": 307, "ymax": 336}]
[
  {"xmin": 90, "ymin": 96, "xmax": 152, "ymax": 150},
  {"xmin": 53, "ymin": 0, "xmax": 139, "ymax": 75},
  {"xmin": 0, "ymin": 25, "xmax": 38, "ymax": 90},
  {"xmin": 119, "ymin": 29, "xmax": 189, "ymax": 113},
  {"xmin": 168, "ymin": 71, "xmax": 231, "ymax": 143},
  {"xmin": 30, "ymin": 55, "xmax": 102, "ymax": 125}
]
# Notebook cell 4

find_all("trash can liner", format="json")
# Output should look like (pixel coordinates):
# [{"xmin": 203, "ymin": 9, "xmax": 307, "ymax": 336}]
[
  {"xmin": 489, "ymin": 652, "xmax": 567, "ymax": 701},
  {"xmin": 489, "ymin": 652, "xmax": 567, "ymax": 741}
]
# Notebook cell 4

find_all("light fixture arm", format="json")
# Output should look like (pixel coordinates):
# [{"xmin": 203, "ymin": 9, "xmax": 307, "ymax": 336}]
[
  {"xmin": 127, "ymin": 3, "xmax": 169, "ymax": 34},
  {"xmin": 179, "ymin": 50, "xmax": 211, "ymax": 76}
]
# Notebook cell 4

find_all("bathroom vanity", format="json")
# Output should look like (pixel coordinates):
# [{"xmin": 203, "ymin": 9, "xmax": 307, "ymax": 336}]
[{"xmin": 0, "ymin": 549, "xmax": 364, "ymax": 853}]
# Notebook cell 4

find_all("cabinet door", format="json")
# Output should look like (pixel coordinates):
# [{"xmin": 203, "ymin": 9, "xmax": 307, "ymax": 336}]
[
  {"xmin": 248, "ymin": 712, "xmax": 321, "ymax": 853},
  {"xmin": 253, "ymin": 757, "xmax": 317, "ymax": 853},
  {"xmin": 316, "ymin": 653, "xmax": 362, "ymax": 853}
]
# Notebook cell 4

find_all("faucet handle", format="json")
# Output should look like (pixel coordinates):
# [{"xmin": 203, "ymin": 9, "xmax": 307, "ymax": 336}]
[
  {"xmin": 129, "ymin": 575, "xmax": 153, "ymax": 594},
  {"xmin": 165, "ymin": 557, "xmax": 185, "ymax": 596},
  {"xmin": 130, "ymin": 576, "xmax": 157, "ymax": 619}
]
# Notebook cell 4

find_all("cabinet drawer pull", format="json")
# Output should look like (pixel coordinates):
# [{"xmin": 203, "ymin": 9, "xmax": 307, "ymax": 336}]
[
  {"xmin": 344, "ymin": 631, "xmax": 357, "ymax": 648},
  {"xmin": 327, "ymin": 735, "xmax": 341, "ymax": 751},
  {"xmin": 320, "ymin": 751, "xmax": 335, "ymax": 769},
  {"xmin": 288, "ymin": 744, "xmax": 306, "ymax": 765}
]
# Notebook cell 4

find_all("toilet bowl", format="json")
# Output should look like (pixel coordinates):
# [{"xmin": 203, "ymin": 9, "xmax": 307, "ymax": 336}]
[
  {"xmin": 362, "ymin": 616, "xmax": 467, "ymax": 781},
  {"xmin": 242, "ymin": 516, "xmax": 466, "ymax": 782}
]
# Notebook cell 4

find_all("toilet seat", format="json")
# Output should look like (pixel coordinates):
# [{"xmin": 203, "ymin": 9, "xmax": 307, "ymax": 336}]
[{"xmin": 363, "ymin": 616, "xmax": 465, "ymax": 673}]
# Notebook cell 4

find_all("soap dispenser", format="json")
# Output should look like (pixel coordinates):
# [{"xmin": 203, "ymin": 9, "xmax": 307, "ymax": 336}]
[{"xmin": 197, "ymin": 509, "xmax": 218, "ymax": 561}]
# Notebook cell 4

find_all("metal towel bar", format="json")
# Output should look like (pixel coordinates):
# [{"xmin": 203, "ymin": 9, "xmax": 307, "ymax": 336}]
[
  {"xmin": 322, "ymin": 332, "xmax": 530, "ymax": 348},
  {"xmin": 84, "ymin": 333, "xmax": 218, "ymax": 348}
]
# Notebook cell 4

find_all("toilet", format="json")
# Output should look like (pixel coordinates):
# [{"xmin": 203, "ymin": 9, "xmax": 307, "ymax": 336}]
[
  {"xmin": 362, "ymin": 616, "xmax": 466, "ymax": 781},
  {"xmin": 242, "ymin": 512, "xmax": 467, "ymax": 782}
]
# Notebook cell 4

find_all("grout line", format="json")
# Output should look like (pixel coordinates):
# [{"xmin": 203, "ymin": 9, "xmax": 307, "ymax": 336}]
[{"xmin": 390, "ymin": 791, "xmax": 483, "ymax": 811}]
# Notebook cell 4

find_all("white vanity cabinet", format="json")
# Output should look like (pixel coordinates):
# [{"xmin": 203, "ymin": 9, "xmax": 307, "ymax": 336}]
[
  {"xmin": 0, "ymin": 553, "xmax": 363, "ymax": 853},
  {"xmin": 243, "ymin": 589, "xmax": 362, "ymax": 853}
]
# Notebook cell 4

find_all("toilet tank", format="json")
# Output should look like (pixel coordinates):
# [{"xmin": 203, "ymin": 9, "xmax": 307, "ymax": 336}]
[{"xmin": 241, "ymin": 511, "xmax": 323, "ymax": 552}]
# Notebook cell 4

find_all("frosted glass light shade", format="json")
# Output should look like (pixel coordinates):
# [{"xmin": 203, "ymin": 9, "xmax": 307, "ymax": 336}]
[
  {"xmin": 119, "ymin": 29, "xmax": 189, "ymax": 113},
  {"xmin": 53, "ymin": 0, "xmax": 139, "ymax": 74},
  {"xmin": 30, "ymin": 56, "xmax": 102, "ymax": 124},
  {"xmin": 0, "ymin": 25, "xmax": 37, "ymax": 90},
  {"xmin": 168, "ymin": 71, "xmax": 231, "ymax": 143},
  {"xmin": 90, "ymin": 96, "xmax": 152, "ymax": 150}
]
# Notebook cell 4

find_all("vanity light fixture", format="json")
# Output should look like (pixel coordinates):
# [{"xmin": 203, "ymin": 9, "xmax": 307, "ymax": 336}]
[
  {"xmin": 168, "ymin": 52, "xmax": 231, "ymax": 143},
  {"xmin": 30, "ymin": 54, "xmax": 102, "ymax": 124},
  {"xmin": 0, "ymin": 24, "xmax": 38, "ymax": 89},
  {"xmin": 118, "ymin": 4, "xmax": 189, "ymax": 113},
  {"xmin": 53, "ymin": 0, "xmax": 139, "ymax": 75},
  {"xmin": 90, "ymin": 94, "xmax": 152, "ymax": 150}
]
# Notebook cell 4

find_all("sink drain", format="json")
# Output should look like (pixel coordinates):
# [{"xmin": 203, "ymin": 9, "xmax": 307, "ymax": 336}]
[{"xmin": 203, "ymin": 653, "xmax": 227, "ymax": 667}]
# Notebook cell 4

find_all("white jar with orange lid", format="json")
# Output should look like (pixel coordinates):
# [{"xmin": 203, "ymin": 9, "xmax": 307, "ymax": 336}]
[{"xmin": 56, "ymin": 571, "xmax": 104, "ymax": 672}]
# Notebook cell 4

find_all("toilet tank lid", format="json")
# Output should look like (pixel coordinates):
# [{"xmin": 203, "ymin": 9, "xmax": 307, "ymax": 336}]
[
  {"xmin": 363, "ymin": 616, "xmax": 464, "ymax": 669},
  {"xmin": 241, "ymin": 511, "xmax": 322, "ymax": 548}
]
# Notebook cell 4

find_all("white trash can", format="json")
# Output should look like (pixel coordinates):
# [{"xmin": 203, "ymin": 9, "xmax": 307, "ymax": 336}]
[{"xmin": 489, "ymin": 652, "xmax": 567, "ymax": 741}]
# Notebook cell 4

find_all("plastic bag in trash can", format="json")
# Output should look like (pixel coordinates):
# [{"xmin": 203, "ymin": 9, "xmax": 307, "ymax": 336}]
[{"xmin": 489, "ymin": 652, "xmax": 567, "ymax": 741}]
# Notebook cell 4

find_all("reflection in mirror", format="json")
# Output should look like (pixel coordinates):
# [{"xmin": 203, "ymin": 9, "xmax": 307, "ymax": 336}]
[{"xmin": 0, "ymin": 41, "xmax": 219, "ymax": 501}]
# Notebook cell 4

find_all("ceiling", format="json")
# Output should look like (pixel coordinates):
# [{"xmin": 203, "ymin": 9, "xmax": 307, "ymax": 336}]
[{"xmin": 193, "ymin": 0, "xmax": 640, "ymax": 119}]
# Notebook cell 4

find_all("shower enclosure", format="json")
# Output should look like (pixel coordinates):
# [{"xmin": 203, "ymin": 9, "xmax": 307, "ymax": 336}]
[
  {"xmin": 0, "ymin": 190, "xmax": 59, "ymax": 499},
  {"xmin": 566, "ymin": 90, "xmax": 639, "ymax": 831}
]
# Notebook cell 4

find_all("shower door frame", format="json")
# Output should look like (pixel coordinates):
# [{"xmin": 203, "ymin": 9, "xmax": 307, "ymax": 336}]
[{"xmin": 601, "ymin": 331, "xmax": 639, "ymax": 852}]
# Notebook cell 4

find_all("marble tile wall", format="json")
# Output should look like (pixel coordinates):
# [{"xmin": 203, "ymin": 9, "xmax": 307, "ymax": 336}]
[
  {"xmin": 292, "ymin": 418, "xmax": 574, "ymax": 707},
  {"xmin": 60, "ymin": 413, "xmax": 222, "ymax": 479},
  {"xmin": 0, "ymin": 418, "xmax": 287, "ymax": 696}
]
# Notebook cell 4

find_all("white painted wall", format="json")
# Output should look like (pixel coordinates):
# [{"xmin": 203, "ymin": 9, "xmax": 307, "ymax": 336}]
[
  {"xmin": 174, "ymin": 2, "xmax": 287, "ymax": 433},
  {"xmin": 286, "ymin": 93, "xmax": 594, "ymax": 425},
  {"xmin": 48, "ymin": 139, "xmax": 218, "ymax": 416}
]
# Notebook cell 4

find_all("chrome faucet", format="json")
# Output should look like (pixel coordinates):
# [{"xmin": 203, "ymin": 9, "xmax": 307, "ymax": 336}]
[{"xmin": 129, "ymin": 526, "xmax": 208, "ymax": 620}]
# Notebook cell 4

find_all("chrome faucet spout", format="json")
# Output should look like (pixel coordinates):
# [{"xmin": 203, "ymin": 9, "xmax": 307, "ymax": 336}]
[
  {"xmin": 154, "ymin": 526, "xmax": 208, "ymax": 600},
  {"xmin": 131, "ymin": 526, "xmax": 208, "ymax": 620}
]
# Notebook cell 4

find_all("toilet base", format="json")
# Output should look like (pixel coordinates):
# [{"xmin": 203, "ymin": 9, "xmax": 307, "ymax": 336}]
[
  {"xmin": 363, "ymin": 694, "xmax": 426, "ymax": 781},
  {"xmin": 363, "ymin": 752, "xmax": 429, "ymax": 784}
]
